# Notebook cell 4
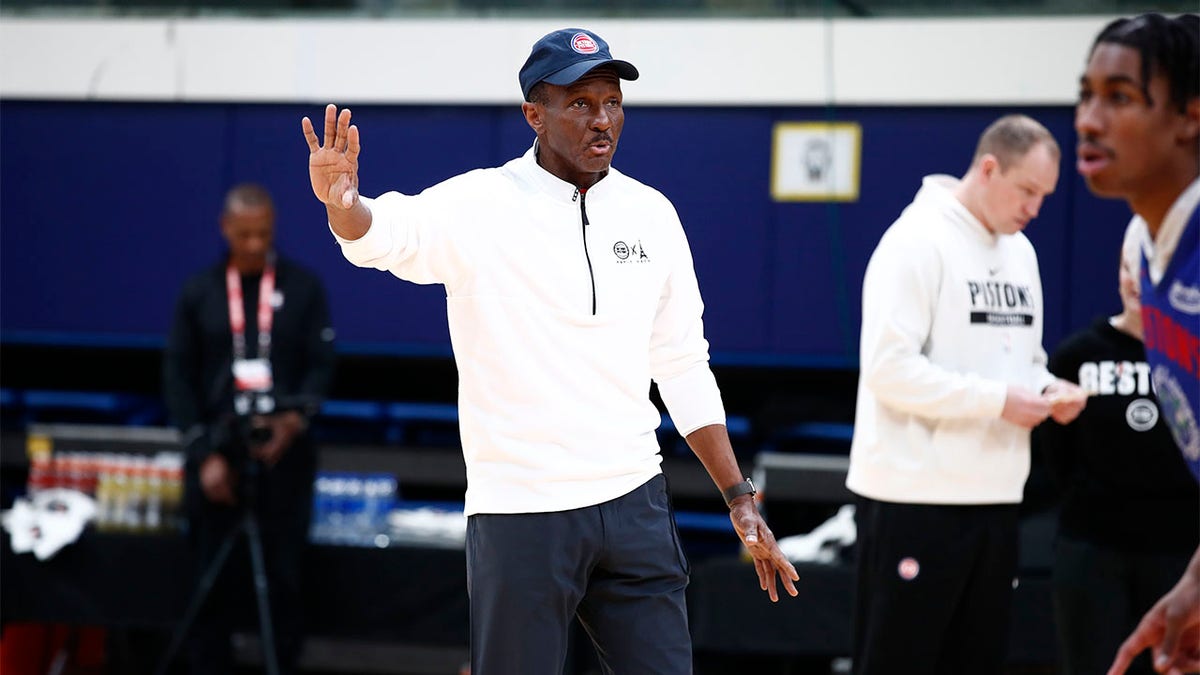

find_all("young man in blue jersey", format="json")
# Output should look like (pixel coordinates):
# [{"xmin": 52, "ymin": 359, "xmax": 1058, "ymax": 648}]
[{"xmin": 1074, "ymin": 12, "xmax": 1200, "ymax": 675}]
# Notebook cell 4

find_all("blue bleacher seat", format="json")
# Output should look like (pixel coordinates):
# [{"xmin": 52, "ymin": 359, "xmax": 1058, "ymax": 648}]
[
  {"xmin": 314, "ymin": 399, "xmax": 389, "ymax": 444},
  {"xmin": 386, "ymin": 402, "xmax": 459, "ymax": 423},
  {"xmin": 6, "ymin": 389, "xmax": 165, "ymax": 427},
  {"xmin": 758, "ymin": 420, "xmax": 855, "ymax": 456},
  {"xmin": 23, "ymin": 390, "xmax": 125, "ymax": 412},
  {"xmin": 782, "ymin": 422, "xmax": 854, "ymax": 443},
  {"xmin": 321, "ymin": 399, "xmax": 387, "ymax": 421},
  {"xmin": 673, "ymin": 510, "xmax": 735, "ymax": 533},
  {"xmin": 385, "ymin": 402, "xmax": 460, "ymax": 446}
]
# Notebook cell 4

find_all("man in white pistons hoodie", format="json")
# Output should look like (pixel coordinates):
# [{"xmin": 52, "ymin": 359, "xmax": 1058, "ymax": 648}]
[
  {"xmin": 299, "ymin": 28, "xmax": 799, "ymax": 675},
  {"xmin": 846, "ymin": 115, "xmax": 1087, "ymax": 675}
]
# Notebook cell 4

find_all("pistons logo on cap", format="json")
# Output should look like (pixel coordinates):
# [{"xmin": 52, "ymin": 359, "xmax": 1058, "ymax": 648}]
[
  {"xmin": 571, "ymin": 33, "xmax": 599, "ymax": 54},
  {"xmin": 897, "ymin": 557, "xmax": 920, "ymax": 581}
]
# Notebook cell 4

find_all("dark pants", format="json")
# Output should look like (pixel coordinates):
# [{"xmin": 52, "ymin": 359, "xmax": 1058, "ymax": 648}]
[
  {"xmin": 1053, "ymin": 536, "xmax": 1192, "ymax": 675},
  {"xmin": 183, "ymin": 438, "xmax": 315, "ymax": 675},
  {"xmin": 466, "ymin": 474, "xmax": 691, "ymax": 675},
  {"xmin": 852, "ymin": 496, "xmax": 1019, "ymax": 675}
]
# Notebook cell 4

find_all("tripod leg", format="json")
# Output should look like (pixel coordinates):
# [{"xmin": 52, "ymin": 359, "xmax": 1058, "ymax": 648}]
[
  {"xmin": 153, "ymin": 518, "xmax": 243, "ymax": 675},
  {"xmin": 244, "ymin": 512, "xmax": 281, "ymax": 675}
]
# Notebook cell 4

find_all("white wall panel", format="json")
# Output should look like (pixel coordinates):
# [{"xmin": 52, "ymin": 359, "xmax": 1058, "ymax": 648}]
[{"xmin": 0, "ymin": 16, "xmax": 1111, "ymax": 105}]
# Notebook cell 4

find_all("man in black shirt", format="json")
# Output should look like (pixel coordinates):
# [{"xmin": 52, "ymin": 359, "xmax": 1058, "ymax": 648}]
[{"xmin": 164, "ymin": 183, "xmax": 335, "ymax": 675}]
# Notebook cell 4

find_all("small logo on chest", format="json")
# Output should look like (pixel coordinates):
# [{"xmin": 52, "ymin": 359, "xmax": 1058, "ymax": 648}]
[{"xmin": 612, "ymin": 240, "xmax": 650, "ymax": 264}]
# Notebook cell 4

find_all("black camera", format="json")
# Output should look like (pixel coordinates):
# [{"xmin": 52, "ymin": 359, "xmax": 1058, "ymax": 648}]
[
  {"xmin": 243, "ymin": 418, "xmax": 273, "ymax": 445},
  {"xmin": 233, "ymin": 390, "xmax": 276, "ymax": 446}
]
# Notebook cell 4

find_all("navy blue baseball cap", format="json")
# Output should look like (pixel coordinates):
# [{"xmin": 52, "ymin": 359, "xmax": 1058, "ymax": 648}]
[{"xmin": 519, "ymin": 28, "xmax": 639, "ymax": 101}]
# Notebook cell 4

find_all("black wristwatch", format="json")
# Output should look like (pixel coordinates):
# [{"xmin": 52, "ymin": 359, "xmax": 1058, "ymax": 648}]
[{"xmin": 721, "ymin": 478, "xmax": 756, "ymax": 507}]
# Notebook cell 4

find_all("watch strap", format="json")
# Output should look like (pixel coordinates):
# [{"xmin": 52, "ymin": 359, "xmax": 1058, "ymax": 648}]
[{"xmin": 721, "ymin": 478, "xmax": 756, "ymax": 507}]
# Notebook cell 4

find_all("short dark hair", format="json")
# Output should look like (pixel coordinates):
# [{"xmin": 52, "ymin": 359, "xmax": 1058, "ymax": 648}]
[
  {"xmin": 526, "ymin": 81, "xmax": 548, "ymax": 104},
  {"xmin": 1090, "ymin": 12, "xmax": 1199, "ymax": 113},
  {"xmin": 223, "ymin": 182, "xmax": 274, "ymax": 215},
  {"xmin": 972, "ymin": 114, "xmax": 1061, "ymax": 172}
]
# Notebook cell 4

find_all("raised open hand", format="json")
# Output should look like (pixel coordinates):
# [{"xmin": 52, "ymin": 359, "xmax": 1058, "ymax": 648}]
[{"xmin": 301, "ymin": 104, "xmax": 361, "ymax": 210}]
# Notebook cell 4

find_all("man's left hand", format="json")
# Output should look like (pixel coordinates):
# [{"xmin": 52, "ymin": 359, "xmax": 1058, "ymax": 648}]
[
  {"xmin": 251, "ymin": 410, "xmax": 307, "ymax": 467},
  {"xmin": 728, "ymin": 496, "xmax": 800, "ymax": 602}
]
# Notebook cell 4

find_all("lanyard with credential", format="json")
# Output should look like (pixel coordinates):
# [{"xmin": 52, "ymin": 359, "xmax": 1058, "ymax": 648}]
[
  {"xmin": 226, "ymin": 256, "xmax": 277, "ymax": 412},
  {"xmin": 226, "ymin": 258, "xmax": 276, "ymax": 362}
]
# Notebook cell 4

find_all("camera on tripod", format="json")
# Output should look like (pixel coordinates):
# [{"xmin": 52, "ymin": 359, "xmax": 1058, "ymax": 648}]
[{"xmin": 158, "ymin": 389, "xmax": 285, "ymax": 675}]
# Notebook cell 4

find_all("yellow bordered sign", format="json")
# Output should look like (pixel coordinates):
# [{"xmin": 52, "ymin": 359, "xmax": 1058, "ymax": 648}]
[{"xmin": 770, "ymin": 122, "xmax": 862, "ymax": 202}]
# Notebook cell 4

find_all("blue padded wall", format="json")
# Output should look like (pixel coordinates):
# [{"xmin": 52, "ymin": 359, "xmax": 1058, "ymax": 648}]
[{"xmin": 0, "ymin": 100, "xmax": 1133, "ymax": 366}]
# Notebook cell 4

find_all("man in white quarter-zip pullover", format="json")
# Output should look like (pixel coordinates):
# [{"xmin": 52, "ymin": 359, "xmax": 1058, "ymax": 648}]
[
  {"xmin": 847, "ymin": 114, "xmax": 1088, "ymax": 675},
  {"xmin": 300, "ymin": 27, "xmax": 799, "ymax": 675}
]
